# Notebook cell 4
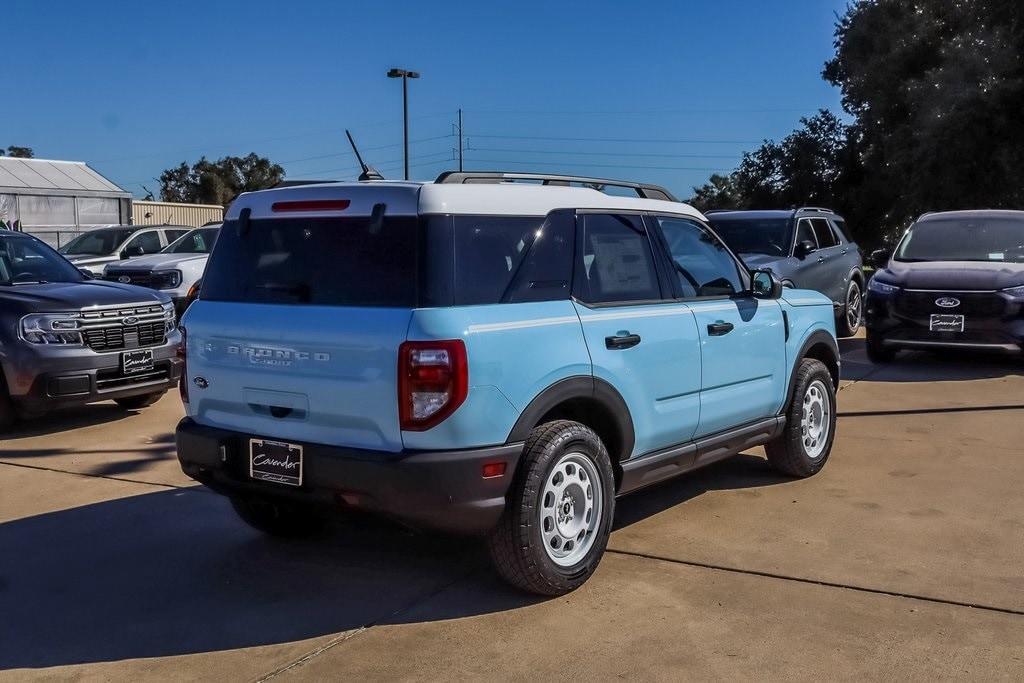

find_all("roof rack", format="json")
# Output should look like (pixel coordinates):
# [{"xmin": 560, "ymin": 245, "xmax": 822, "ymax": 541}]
[
  {"xmin": 794, "ymin": 206, "xmax": 835, "ymax": 214},
  {"xmin": 434, "ymin": 171, "xmax": 678, "ymax": 202}
]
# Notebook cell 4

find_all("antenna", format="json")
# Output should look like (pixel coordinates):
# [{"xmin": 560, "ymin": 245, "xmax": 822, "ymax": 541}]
[{"xmin": 345, "ymin": 130, "xmax": 384, "ymax": 181}]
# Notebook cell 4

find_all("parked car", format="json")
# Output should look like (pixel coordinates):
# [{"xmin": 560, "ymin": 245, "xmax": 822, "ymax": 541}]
[
  {"xmin": 705, "ymin": 208, "xmax": 865, "ymax": 337},
  {"xmin": 59, "ymin": 224, "xmax": 192, "ymax": 276},
  {"xmin": 103, "ymin": 224, "xmax": 220, "ymax": 316},
  {"xmin": 175, "ymin": 174, "xmax": 840, "ymax": 595},
  {"xmin": 865, "ymin": 209, "xmax": 1024, "ymax": 362},
  {"xmin": 0, "ymin": 230, "xmax": 182, "ymax": 431}
]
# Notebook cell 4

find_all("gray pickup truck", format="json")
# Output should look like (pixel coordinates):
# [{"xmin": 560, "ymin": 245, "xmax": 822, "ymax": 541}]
[
  {"xmin": 0, "ymin": 229, "xmax": 182, "ymax": 431},
  {"xmin": 706, "ymin": 208, "xmax": 865, "ymax": 337}
]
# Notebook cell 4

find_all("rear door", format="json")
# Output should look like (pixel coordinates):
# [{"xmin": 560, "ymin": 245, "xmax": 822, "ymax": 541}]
[
  {"xmin": 651, "ymin": 215, "xmax": 786, "ymax": 437},
  {"xmin": 809, "ymin": 217, "xmax": 846, "ymax": 303},
  {"xmin": 571, "ymin": 212, "xmax": 702, "ymax": 457},
  {"xmin": 183, "ymin": 209, "xmax": 420, "ymax": 452},
  {"xmin": 791, "ymin": 218, "xmax": 827, "ymax": 293}
]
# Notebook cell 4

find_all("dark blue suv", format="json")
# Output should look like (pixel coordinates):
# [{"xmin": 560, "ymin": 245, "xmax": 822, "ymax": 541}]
[{"xmin": 706, "ymin": 208, "xmax": 865, "ymax": 337}]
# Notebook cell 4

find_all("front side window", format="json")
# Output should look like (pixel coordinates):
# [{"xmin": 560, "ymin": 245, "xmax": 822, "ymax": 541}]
[
  {"xmin": 124, "ymin": 231, "xmax": 163, "ymax": 255},
  {"xmin": 574, "ymin": 214, "xmax": 661, "ymax": 304},
  {"xmin": 811, "ymin": 218, "xmax": 838, "ymax": 248},
  {"xmin": 795, "ymin": 219, "xmax": 818, "ymax": 250},
  {"xmin": 896, "ymin": 216, "xmax": 1024, "ymax": 263},
  {"xmin": 656, "ymin": 216, "xmax": 743, "ymax": 298},
  {"xmin": 0, "ymin": 234, "xmax": 84, "ymax": 285}
]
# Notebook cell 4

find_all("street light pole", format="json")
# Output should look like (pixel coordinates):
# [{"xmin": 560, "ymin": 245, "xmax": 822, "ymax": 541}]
[{"xmin": 387, "ymin": 68, "xmax": 420, "ymax": 180}]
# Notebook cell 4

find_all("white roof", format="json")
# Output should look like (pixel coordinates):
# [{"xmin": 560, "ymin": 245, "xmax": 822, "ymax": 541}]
[
  {"xmin": 0, "ymin": 157, "xmax": 130, "ymax": 197},
  {"xmin": 228, "ymin": 181, "xmax": 704, "ymax": 221}
]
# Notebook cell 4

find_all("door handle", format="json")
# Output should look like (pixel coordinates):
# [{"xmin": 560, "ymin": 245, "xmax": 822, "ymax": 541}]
[
  {"xmin": 605, "ymin": 333, "xmax": 641, "ymax": 350},
  {"xmin": 707, "ymin": 321, "xmax": 734, "ymax": 336}
]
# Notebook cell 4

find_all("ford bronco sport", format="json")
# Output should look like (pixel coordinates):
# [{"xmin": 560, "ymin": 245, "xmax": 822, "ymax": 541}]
[{"xmin": 175, "ymin": 172, "xmax": 840, "ymax": 595}]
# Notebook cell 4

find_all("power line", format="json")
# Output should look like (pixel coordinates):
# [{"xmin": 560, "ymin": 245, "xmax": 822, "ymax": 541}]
[
  {"xmin": 467, "ymin": 146, "xmax": 741, "ymax": 160},
  {"xmin": 279, "ymin": 134, "xmax": 454, "ymax": 165},
  {"xmin": 463, "ymin": 157, "xmax": 733, "ymax": 172},
  {"xmin": 464, "ymin": 107, "xmax": 824, "ymax": 115},
  {"xmin": 469, "ymin": 134, "xmax": 762, "ymax": 145}
]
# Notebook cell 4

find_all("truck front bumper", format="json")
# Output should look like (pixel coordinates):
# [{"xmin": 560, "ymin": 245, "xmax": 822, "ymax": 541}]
[{"xmin": 175, "ymin": 418, "xmax": 524, "ymax": 535}]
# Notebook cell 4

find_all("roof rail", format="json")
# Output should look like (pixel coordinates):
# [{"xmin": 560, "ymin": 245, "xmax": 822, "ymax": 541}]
[
  {"xmin": 434, "ymin": 171, "xmax": 678, "ymax": 202},
  {"xmin": 702, "ymin": 209, "xmax": 732, "ymax": 214},
  {"xmin": 795, "ymin": 206, "xmax": 835, "ymax": 214}
]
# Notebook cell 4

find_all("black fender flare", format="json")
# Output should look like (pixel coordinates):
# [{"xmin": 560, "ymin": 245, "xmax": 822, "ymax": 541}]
[
  {"xmin": 785, "ymin": 330, "xmax": 840, "ymax": 410},
  {"xmin": 506, "ymin": 376, "xmax": 636, "ymax": 461}
]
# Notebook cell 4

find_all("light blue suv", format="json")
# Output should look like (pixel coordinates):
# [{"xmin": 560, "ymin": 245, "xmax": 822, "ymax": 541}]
[{"xmin": 175, "ymin": 173, "xmax": 840, "ymax": 595}]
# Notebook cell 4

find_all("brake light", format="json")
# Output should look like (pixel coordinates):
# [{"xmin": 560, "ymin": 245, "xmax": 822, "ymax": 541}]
[
  {"xmin": 398, "ymin": 340, "xmax": 468, "ymax": 431},
  {"xmin": 271, "ymin": 199, "xmax": 351, "ymax": 212},
  {"xmin": 178, "ymin": 326, "xmax": 189, "ymax": 406}
]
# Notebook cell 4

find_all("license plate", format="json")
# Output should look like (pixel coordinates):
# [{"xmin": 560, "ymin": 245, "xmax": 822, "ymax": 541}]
[
  {"xmin": 930, "ymin": 314, "xmax": 965, "ymax": 332},
  {"xmin": 250, "ymin": 439, "xmax": 303, "ymax": 487},
  {"xmin": 122, "ymin": 349, "xmax": 154, "ymax": 374}
]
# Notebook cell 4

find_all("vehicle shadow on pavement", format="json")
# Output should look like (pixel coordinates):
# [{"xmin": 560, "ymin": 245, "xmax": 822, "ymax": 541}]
[
  {"xmin": 0, "ymin": 487, "xmax": 539, "ymax": 670},
  {"xmin": 3, "ymin": 403, "xmax": 138, "ymax": 440},
  {"xmin": 839, "ymin": 338, "xmax": 1024, "ymax": 383}
]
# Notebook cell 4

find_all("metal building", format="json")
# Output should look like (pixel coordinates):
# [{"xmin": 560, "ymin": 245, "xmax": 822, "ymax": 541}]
[
  {"xmin": 0, "ymin": 157, "xmax": 133, "ymax": 247},
  {"xmin": 132, "ymin": 200, "xmax": 223, "ymax": 227}
]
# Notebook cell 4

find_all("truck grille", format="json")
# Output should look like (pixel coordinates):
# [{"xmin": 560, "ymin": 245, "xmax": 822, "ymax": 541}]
[
  {"xmin": 895, "ymin": 290, "xmax": 1006, "ymax": 317},
  {"xmin": 104, "ymin": 270, "xmax": 155, "ymax": 288},
  {"xmin": 79, "ymin": 304, "xmax": 171, "ymax": 352}
]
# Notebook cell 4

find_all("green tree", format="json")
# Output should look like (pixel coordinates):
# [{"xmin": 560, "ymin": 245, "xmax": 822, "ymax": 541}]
[
  {"xmin": 159, "ymin": 154, "xmax": 285, "ymax": 205},
  {"xmin": 2, "ymin": 146, "xmax": 34, "ymax": 158}
]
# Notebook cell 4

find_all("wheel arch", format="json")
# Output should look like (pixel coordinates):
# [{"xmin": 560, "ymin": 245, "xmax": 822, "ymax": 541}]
[
  {"xmin": 786, "ymin": 330, "xmax": 840, "ymax": 409},
  {"xmin": 507, "ymin": 376, "xmax": 636, "ymax": 465}
]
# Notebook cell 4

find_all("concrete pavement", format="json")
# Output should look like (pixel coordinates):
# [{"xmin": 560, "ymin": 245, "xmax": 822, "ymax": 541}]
[{"xmin": 1, "ymin": 341, "xmax": 1022, "ymax": 680}]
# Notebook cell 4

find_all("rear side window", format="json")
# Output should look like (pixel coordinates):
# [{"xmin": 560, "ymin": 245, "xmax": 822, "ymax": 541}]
[
  {"xmin": 574, "ymin": 214, "xmax": 661, "ymax": 304},
  {"xmin": 831, "ymin": 217, "xmax": 851, "ymax": 243},
  {"xmin": 201, "ymin": 216, "xmax": 418, "ymax": 306},
  {"xmin": 810, "ymin": 218, "xmax": 838, "ymax": 248}
]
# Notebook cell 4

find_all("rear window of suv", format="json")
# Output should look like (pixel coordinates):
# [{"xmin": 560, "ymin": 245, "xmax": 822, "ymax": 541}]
[{"xmin": 201, "ymin": 216, "xmax": 419, "ymax": 307}]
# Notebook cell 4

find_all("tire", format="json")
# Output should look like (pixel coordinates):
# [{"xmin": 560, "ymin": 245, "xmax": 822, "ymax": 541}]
[
  {"xmin": 865, "ymin": 331, "xmax": 896, "ymax": 364},
  {"xmin": 229, "ymin": 496, "xmax": 324, "ymax": 538},
  {"xmin": 836, "ymin": 279, "xmax": 863, "ymax": 337},
  {"xmin": 766, "ymin": 359, "xmax": 836, "ymax": 478},
  {"xmin": 114, "ymin": 390, "xmax": 167, "ymax": 410},
  {"xmin": 487, "ymin": 420, "xmax": 615, "ymax": 596}
]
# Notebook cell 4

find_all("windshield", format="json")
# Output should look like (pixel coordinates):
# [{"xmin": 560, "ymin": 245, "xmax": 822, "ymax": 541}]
[
  {"xmin": 0, "ymin": 234, "xmax": 85, "ymax": 285},
  {"xmin": 707, "ymin": 218, "xmax": 792, "ymax": 257},
  {"xmin": 164, "ymin": 227, "xmax": 220, "ymax": 254},
  {"xmin": 58, "ymin": 228, "xmax": 134, "ymax": 256},
  {"xmin": 896, "ymin": 217, "xmax": 1024, "ymax": 263}
]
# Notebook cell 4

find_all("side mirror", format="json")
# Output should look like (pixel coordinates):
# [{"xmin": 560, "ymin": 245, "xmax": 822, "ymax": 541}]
[
  {"xmin": 751, "ymin": 269, "xmax": 783, "ymax": 299},
  {"xmin": 794, "ymin": 239, "xmax": 817, "ymax": 259},
  {"xmin": 122, "ymin": 246, "xmax": 144, "ymax": 259},
  {"xmin": 78, "ymin": 268, "xmax": 94, "ymax": 280},
  {"xmin": 870, "ymin": 248, "xmax": 892, "ymax": 268}
]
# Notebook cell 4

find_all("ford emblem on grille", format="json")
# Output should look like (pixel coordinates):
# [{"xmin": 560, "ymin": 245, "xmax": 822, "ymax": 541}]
[
  {"xmin": 118, "ymin": 275, "xmax": 131, "ymax": 284},
  {"xmin": 935, "ymin": 297, "xmax": 960, "ymax": 308},
  {"xmin": 123, "ymin": 316, "xmax": 139, "ymax": 325}
]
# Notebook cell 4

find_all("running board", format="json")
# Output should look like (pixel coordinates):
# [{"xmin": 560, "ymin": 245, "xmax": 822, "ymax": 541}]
[{"xmin": 618, "ymin": 416, "xmax": 785, "ymax": 495}]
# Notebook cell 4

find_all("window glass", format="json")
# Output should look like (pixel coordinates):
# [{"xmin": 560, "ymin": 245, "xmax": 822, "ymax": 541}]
[
  {"xmin": 18, "ymin": 195, "xmax": 75, "ymax": 227},
  {"xmin": 201, "ymin": 216, "xmax": 418, "ymax": 307},
  {"xmin": 0, "ymin": 233, "xmax": 84, "ymax": 285},
  {"xmin": 810, "ymin": 218, "xmax": 838, "ymax": 248},
  {"xmin": 125, "ymin": 231, "xmax": 162, "ymax": 254},
  {"xmin": 831, "ymin": 217, "xmax": 851, "ymax": 243},
  {"xmin": 165, "ymin": 229, "xmax": 190, "ymax": 241},
  {"xmin": 58, "ymin": 227, "xmax": 135, "ymax": 255},
  {"xmin": 656, "ymin": 216, "xmax": 743, "ymax": 298},
  {"xmin": 707, "ymin": 217, "xmax": 792, "ymax": 257},
  {"xmin": 165, "ymin": 227, "xmax": 219, "ymax": 254},
  {"xmin": 795, "ymin": 219, "xmax": 818, "ymax": 248},
  {"xmin": 575, "ymin": 214, "xmax": 660, "ymax": 303},
  {"xmin": 453, "ymin": 216, "xmax": 545, "ymax": 305},
  {"xmin": 76, "ymin": 197, "xmax": 120, "ymax": 226}
]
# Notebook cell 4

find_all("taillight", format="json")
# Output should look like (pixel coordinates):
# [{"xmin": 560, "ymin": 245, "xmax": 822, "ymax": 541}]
[
  {"xmin": 178, "ymin": 325, "xmax": 189, "ymax": 406},
  {"xmin": 398, "ymin": 340, "xmax": 468, "ymax": 431}
]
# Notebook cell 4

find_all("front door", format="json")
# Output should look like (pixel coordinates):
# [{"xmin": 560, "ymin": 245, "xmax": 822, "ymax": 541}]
[
  {"xmin": 651, "ymin": 215, "xmax": 787, "ymax": 437},
  {"xmin": 571, "ymin": 212, "xmax": 702, "ymax": 457}
]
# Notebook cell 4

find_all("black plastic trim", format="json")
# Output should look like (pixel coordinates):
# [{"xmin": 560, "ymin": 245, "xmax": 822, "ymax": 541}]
[{"xmin": 786, "ymin": 330, "xmax": 840, "ymax": 407}]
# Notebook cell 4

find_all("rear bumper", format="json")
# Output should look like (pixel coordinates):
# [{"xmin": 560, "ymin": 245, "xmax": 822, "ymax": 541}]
[{"xmin": 175, "ymin": 418, "xmax": 523, "ymax": 535}]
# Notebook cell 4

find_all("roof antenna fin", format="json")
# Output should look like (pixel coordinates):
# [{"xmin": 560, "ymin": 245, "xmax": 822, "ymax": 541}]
[{"xmin": 346, "ymin": 130, "xmax": 384, "ymax": 181}]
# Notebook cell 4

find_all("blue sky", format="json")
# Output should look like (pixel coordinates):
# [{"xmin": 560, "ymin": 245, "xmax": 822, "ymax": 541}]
[{"xmin": 5, "ymin": 0, "xmax": 847, "ymax": 199}]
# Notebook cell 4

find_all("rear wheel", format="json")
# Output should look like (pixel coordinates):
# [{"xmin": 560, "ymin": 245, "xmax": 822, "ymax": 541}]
[
  {"xmin": 487, "ymin": 420, "xmax": 615, "ymax": 596},
  {"xmin": 865, "ymin": 332, "xmax": 896, "ymax": 364},
  {"xmin": 114, "ymin": 390, "xmax": 167, "ymax": 410},
  {"xmin": 230, "ymin": 497, "xmax": 324, "ymax": 537},
  {"xmin": 766, "ymin": 359, "xmax": 836, "ymax": 478},
  {"xmin": 836, "ymin": 279, "xmax": 863, "ymax": 337}
]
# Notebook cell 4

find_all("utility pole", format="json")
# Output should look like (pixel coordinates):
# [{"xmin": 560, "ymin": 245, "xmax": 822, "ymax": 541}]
[
  {"xmin": 387, "ymin": 68, "xmax": 420, "ymax": 180},
  {"xmin": 458, "ymin": 108, "xmax": 464, "ymax": 172}
]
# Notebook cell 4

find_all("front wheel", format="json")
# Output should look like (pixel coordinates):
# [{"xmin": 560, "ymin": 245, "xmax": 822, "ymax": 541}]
[
  {"xmin": 487, "ymin": 420, "xmax": 615, "ymax": 596},
  {"xmin": 766, "ymin": 359, "xmax": 836, "ymax": 478},
  {"xmin": 836, "ymin": 279, "xmax": 863, "ymax": 337}
]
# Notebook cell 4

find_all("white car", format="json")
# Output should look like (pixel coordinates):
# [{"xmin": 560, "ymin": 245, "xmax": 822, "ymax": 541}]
[
  {"xmin": 103, "ymin": 225, "xmax": 220, "ymax": 315},
  {"xmin": 59, "ymin": 225, "xmax": 192, "ymax": 276}
]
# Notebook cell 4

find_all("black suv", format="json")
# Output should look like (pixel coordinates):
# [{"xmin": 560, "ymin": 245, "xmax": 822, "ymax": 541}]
[
  {"xmin": 0, "ymin": 230, "xmax": 183, "ymax": 430},
  {"xmin": 706, "ymin": 208, "xmax": 865, "ymax": 336},
  {"xmin": 865, "ymin": 210, "xmax": 1024, "ymax": 362}
]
